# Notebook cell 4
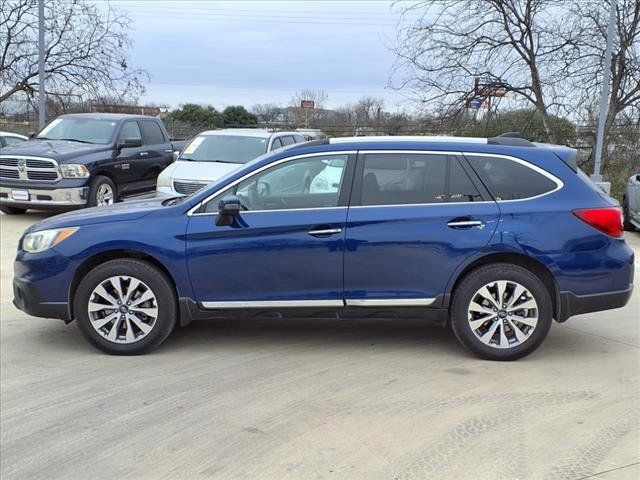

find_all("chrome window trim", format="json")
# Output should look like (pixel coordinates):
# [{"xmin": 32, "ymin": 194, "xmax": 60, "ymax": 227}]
[
  {"xmin": 201, "ymin": 299, "xmax": 344, "ymax": 309},
  {"xmin": 345, "ymin": 298, "xmax": 436, "ymax": 307},
  {"xmin": 187, "ymin": 151, "xmax": 356, "ymax": 216},
  {"xmin": 187, "ymin": 149, "xmax": 564, "ymax": 216},
  {"xmin": 356, "ymin": 149, "xmax": 564, "ymax": 205}
]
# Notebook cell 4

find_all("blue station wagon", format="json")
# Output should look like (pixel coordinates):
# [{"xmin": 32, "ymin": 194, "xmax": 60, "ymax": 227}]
[{"xmin": 13, "ymin": 135, "xmax": 634, "ymax": 360}]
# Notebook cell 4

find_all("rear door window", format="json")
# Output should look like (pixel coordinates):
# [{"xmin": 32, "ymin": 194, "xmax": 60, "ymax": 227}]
[
  {"xmin": 466, "ymin": 155, "xmax": 558, "ymax": 200},
  {"xmin": 139, "ymin": 120, "xmax": 166, "ymax": 145},
  {"xmin": 281, "ymin": 136, "xmax": 295, "ymax": 146},
  {"xmin": 358, "ymin": 153, "xmax": 481, "ymax": 205},
  {"xmin": 270, "ymin": 137, "xmax": 283, "ymax": 150},
  {"xmin": 119, "ymin": 121, "xmax": 142, "ymax": 142}
]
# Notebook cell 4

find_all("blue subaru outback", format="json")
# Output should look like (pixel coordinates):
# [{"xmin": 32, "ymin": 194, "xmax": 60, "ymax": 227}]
[{"xmin": 13, "ymin": 135, "xmax": 634, "ymax": 360}]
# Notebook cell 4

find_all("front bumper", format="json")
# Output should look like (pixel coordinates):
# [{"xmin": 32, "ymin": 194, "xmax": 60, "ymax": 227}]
[
  {"xmin": 0, "ymin": 185, "xmax": 89, "ymax": 208},
  {"xmin": 13, "ymin": 276, "xmax": 70, "ymax": 321}
]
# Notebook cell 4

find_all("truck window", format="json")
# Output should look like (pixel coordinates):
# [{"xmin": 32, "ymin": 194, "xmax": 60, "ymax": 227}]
[
  {"xmin": 120, "ymin": 121, "xmax": 142, "ymax": 142},
  {"xmin": 139, "ymin": 120, "xmax": 166, "ymax": 145}
]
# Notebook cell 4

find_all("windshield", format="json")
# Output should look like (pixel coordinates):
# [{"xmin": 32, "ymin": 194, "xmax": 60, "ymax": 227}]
[
  {"xmin": 37, "ymin": 117, "xmax": 117, "ymax": 144},
  {"xmin": 179, "ymin": 135, "xmax": 268, "ymax": 164}
]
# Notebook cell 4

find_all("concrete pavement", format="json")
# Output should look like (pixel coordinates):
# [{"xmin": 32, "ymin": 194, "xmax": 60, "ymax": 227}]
[{"xmin": 1, "ymin": 211, "xmax": 638, "ymax": 480}]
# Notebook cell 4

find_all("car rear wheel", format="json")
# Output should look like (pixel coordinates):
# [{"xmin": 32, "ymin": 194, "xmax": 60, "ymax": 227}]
[
  {"xmin": 74, "ymin": 259, "xmax": 177, "ymax": 355},
  {"xmin": 0, "ymin": 205, "xmax": 27, "ymax": 215},
  {"xmin": 450, "ymin": 263, "xmax": 552, "ymax": 361}
]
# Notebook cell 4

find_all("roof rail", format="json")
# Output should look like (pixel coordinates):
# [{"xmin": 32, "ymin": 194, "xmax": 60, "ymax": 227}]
[
  {"xmin": 488, "ymin": 132, "xmax": 535, "ymax": 147},
  {"xmin": 288, "ymin": 138, "xmax": 330, "ymax": 149}
]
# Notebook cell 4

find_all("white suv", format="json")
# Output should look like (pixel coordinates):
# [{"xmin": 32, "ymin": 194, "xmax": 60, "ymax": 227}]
[{"xmin": 157, "ymin": 129, "xmax": 305, "ymax": 196}]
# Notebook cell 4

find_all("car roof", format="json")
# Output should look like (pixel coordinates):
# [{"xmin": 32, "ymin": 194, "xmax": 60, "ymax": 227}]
[
  {"xmin": 56, "ymin": 113, "xmax": 157, "ymax": 121},
  {"xmin": 199, "ymin": 129, "xmax": 302, "ymax": 139},
  {"xmin": 0, "ymin": 131, "xmax": 27, "ymax": 138}
]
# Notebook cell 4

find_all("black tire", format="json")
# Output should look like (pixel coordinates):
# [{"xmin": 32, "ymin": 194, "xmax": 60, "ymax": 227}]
[
  {"xmin": 73, "ymin": 258, "xmax": 177, "ymax": 355},
  {"xmin": 87, "ymin": 175, "xmax": 117, "ymax": 207},
  {"xmin": 623, "ymin": 197, "xmax": 635, "ymax": 231},
  {"xmin": 0, "ymin": 205, "xmax": 27, "ymax": 214},
  {"xmin": 450, "ymin": 263, "xmax": 553, "ymax": 361}
]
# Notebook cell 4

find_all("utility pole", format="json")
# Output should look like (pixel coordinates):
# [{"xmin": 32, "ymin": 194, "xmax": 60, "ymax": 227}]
[
  {"xmin": 38, "ymin": 0, "xmax": 46, "ymax": 129},
  {"xmin": 592, "ymin": 0, "xmax": 616, "ymax": 183}
]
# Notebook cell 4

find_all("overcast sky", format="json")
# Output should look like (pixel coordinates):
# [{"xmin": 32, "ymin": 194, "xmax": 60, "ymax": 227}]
[{"xmin": 103, "ymin": 0, "xmax": 412, "ymax": 112}]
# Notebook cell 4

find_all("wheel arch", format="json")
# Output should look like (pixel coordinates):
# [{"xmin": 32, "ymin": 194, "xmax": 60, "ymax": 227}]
[
  {"xmin": 68, "ymin": 249, "xmax": 178, "ymax": 320},
  {"xmin": 445, "ymin": 252, "xmax": 560, "ymax": 321}
]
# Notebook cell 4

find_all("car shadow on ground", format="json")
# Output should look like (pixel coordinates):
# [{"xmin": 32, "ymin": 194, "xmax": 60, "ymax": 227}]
[{"xmin": 20, "ymin": 314, "xmax": 606, "ymax": 362}]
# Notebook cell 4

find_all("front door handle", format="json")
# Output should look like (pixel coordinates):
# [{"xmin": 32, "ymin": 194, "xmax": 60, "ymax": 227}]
[
  {"xmin": 447, "ymin": 218, "xmax": 484, "ymax": 229},
  {"xmin": 308, "ymin": 227, "xmax": 342, "ymax": 237}
]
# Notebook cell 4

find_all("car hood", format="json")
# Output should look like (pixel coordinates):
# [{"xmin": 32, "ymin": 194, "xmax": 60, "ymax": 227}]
[
  {"xmin": 0, "ymin": 139, "xmax": 111, "ymax": 162},
  {"xmin": 166, "ymin": 160, "xmax": 243, "ymax": 183},
  {"xmin": 27, "ymin": 197, "xmax": 167, "ymax": 232}
]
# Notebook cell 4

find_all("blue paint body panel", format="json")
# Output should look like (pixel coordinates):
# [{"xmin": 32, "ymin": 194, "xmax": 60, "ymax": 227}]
[{"xmin": 11, "ymin": 138, "xmax": 634, "ymax": 324}]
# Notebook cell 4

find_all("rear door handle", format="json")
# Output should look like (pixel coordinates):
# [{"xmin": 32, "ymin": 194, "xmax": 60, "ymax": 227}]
[
  {"xmin": 308, "ymin": 227, "xmax": 342, "ymax": 237},
  {"xmin": 447, "ymin": 219, "xmax": 484, "ymax": 229}
]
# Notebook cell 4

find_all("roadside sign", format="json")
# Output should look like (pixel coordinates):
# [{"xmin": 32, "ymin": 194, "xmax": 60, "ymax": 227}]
[
  {"xmin": 467, "ymin": 96, "xmax": 485, "ymax": 109},
  {"xmin": 300, "ymin": 100, "xmax": 315, "ymax": 109}
]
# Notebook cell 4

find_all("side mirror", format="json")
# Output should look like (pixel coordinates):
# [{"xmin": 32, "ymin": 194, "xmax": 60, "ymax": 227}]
[
  {"xmin": 118, "ymin": 137, "xmax": 142, "ymax": 149},
  {"xmin": 216, "ymin": 195, "xmax": 242, "ymax": 226},
  {"xmin": 636, "ymin": 174, "xmax": 640, "ymax": 182},
  {"xmin": 28, "ymin": 131, "xmax": 36, "ymax": 139}
]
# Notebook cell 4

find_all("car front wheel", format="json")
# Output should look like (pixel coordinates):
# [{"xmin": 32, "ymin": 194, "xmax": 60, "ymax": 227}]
[
  {"xmin": 88, "ymin": 175, "xmax": 117, "ymax": 207},
  {"xmin": 74, "ymin": 259, "xmax": 177, "ymax": 355},
  {"xmin": 450, "ymin": 263, "xmax": 552, "ymax": 361}
]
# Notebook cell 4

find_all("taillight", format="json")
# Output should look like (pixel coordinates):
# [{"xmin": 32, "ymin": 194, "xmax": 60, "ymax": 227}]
[{"xmin": 573, "ymin": 207, "xmax": 624, "ymax": 238}]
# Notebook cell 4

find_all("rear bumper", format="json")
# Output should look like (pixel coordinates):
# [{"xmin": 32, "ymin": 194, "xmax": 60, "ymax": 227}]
[
  {"xmin": 13, "ymin": 276, "xmax": 70, "ymax": 321},
  {"xmin": 0, "ymin": 185, "xmax": 89, "ymax": 208},
  {"xmin": 558, "ymin": 285, "xmax": 634, "ymax": 322}
]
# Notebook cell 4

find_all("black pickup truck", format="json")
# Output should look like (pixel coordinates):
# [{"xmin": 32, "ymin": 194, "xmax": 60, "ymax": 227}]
[{"xmin": 0, "ymin": 113, "xmax": 186, "ymax": 214}]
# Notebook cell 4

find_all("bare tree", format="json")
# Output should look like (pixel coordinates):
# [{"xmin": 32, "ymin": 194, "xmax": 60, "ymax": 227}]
[
  {"xmin": 570, "ymin": 0, "xmax": 640, "ymax": 155},
  {"xmin": 353, "ymin": 96, "xmax": 385, "ymax": 127},
  {"xmin": 391, "ymin": 0, "xmax": 587, "ymax": 143},
  {"xmin": 251, "ymin": 103, "xmax": 282, "ymax": 125},
  {"xmin": 0, "ymin": 0, "xmax": 147, "ymax": 104},
  {"xmin": 289, "ymin": 89, "xmax": 328, "ymax": 127}
]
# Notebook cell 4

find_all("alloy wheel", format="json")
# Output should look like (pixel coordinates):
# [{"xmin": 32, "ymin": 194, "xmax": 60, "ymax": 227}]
[
  {"xmin": 87, "ymin": 276, "xmax": 158, "ymax": 344},
  {"xmin": 96, "ymin": 184, "xmax": 114, "ymax": 206},
  {"xmin": 467, "ymin": 280, "xmax": 538, "ymax": 349}
]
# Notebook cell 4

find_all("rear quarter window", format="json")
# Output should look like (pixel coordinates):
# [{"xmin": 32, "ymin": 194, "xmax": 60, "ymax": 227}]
[{"xmin": 466, "ymin": 154, "xmax": 558, "ymax": 200}]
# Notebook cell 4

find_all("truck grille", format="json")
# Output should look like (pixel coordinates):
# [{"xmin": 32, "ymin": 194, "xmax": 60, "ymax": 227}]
[
  {"xmin": 0, "ymin": 156, "xmax": 61, "ymax": 182},
  {"xmin": 174, "ymin": 181, "xmax": 208, "ymax": 195},
  {"xmin": 0, "ymin": 168, "xmax": 19, "ymax": 178}
]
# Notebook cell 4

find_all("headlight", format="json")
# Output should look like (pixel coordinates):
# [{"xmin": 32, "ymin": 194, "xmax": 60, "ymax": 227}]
[
  {"xmin": 60, "ymin": 164, "xmax": 90, "ymax": 178},
  {"xmin": 22, "ymin": 227, "xmax": 79, "ymax": 253},
  {"xmin": 157, "ymin": 172, "xmax": 171, "ymax": 188}
]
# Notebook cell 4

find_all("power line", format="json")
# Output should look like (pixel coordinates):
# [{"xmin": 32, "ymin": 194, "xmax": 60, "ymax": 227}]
[
  {"xmin": 102, "ymin": 1, "xmax": 409, "ymax": 18},
  {"xmin": 148, "ymin": 80, "xmax": 398, "ymax": 96},
  {"xmin": 112, "ymin": 11, "xmax": 399, "ymax": 27}
]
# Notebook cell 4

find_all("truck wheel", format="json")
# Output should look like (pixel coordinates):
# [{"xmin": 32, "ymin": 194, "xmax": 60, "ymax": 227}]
[
  {"xmin": 0, "ymin": 205, "xmax": 27, "ymax": 215},
  {"xmin": 88, "ymin": 175, "xmax": 117, "ymax": 207},
  {"xmin": 450, "ymin": 263, "xmax": 552, "ymax": 361},
  {"xmin": 73, "ymin": 258, "xmax": 177, "ymax": 355}
]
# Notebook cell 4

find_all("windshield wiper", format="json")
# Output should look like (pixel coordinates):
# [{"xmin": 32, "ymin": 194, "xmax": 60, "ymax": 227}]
[{"xmin": 58, "ymin": 138, "xmax": 95, "ymax": 144}]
